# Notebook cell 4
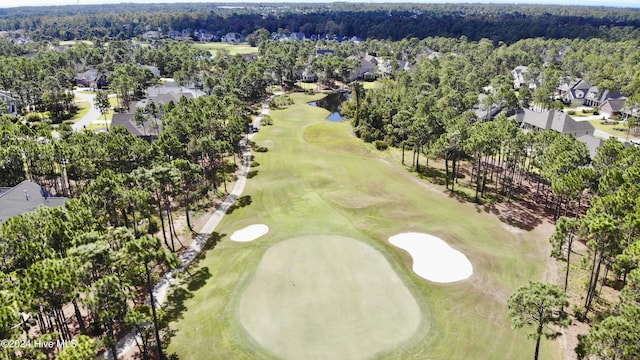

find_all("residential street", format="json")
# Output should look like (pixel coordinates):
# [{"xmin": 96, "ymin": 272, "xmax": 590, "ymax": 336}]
[{"xmin": 71, "ymin": 89, "xmax": 102, "ymax": 131}]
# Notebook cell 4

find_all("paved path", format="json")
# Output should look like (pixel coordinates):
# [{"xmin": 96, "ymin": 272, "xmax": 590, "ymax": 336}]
[
  {"xmin": 594, "ymin": 129, "xmax": 629, "ymax": 142},
  {"xmin": 97, "ymin": 94, "xmax": 277, "ymax": 360},
  {"xmin": 97, "ymin": 137, "xmax": 252, "ymax": 360}
]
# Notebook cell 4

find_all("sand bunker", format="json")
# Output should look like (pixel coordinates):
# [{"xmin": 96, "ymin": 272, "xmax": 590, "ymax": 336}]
[
  {"xmin": 230, "ymin": 224, "xmax": 269, "ymax": 242},
  {"xmin": 389, "ymin": 232, "xmax": 473, "ymax": 283}
]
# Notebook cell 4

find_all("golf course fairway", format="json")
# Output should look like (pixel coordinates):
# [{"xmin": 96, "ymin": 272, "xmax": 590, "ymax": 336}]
[{"xmin": 164, "ymin": 92, "xmax": 562, "ymax": 360}]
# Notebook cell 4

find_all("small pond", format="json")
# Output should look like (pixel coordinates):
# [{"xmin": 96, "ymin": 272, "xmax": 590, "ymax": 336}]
[{"xmin": 308, "ymin": 92, "xmax": 349, "ymax": 122}]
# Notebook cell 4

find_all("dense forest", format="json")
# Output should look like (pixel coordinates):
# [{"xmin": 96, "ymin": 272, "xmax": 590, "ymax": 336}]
[
  {"xmin": 1, "ymin": 3, "xmax": 640, "ymax": 43},
  {"xmin": 0, "ymin": 2, "xmax": 640, "ymax": 359}
]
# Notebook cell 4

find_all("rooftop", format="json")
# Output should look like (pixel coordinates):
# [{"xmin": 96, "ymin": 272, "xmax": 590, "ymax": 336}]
[{"xmin": 0, "ymin": 180, "xmax": 68, "ymax": 224}]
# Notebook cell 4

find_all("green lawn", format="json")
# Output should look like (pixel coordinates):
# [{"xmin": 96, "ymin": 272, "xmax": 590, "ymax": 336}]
[
  {"xmin": 589, "ymin": 119, "xmax": 638, "ymax": 140},
  {"xmin": 193, "ymin": 42, "xmax": 258, "ymax": 56},
  {"xmin": 72, "ymin": 101, "xmax": 90, "ymax": 122},
  {"xmin": 165, "ymin": 92, "xmax": 562, "ymax": 360},
  {"xmin": 59, "ymin": 40, "xmax": 94, "ymax": 47},
  {"xmin": 295, "ymin": 81, "xmax": 319, "ymax": 90},
  {"xmin": 362, "ymin": 80, "xmax": 382, "ymax": 89}
]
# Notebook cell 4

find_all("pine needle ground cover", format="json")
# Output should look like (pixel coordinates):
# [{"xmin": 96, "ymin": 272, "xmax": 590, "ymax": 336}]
[{"xmin": 165, "ymin": 93, "xmax": 562, "ymax": 359}]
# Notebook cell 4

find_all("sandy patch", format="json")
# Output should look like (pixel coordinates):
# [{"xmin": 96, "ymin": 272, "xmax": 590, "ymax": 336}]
[
  {"xmin": 239, "ymin": 235, "xmax": 421, "ymax": 360},
  {"xmin": 230, "ymin": 224, "xmax": 269, "ymax": 242},
  {"xmin": 389, "ymin": 232, "xmax": 473, "ymax": 283}
]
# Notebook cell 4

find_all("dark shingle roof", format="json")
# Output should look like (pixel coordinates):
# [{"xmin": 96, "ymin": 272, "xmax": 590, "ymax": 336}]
[
  {"xmin": 0, "ymin": 180, "xmax": 67, "ymax": 224},
  {"xmin": 111, "ymin": 113, "xmax": 161, "ymax": 137}
]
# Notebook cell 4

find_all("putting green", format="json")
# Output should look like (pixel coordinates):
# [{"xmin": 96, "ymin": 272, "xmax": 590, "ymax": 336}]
[{"xmin": 239, "ymin": 235, "xmax": 421, "ymax": 360}]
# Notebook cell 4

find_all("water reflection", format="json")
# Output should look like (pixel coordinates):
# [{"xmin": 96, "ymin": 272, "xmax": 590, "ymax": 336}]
[{"xmin": 309, "ymin": 92, "xmax": 349, "ymax": 122}]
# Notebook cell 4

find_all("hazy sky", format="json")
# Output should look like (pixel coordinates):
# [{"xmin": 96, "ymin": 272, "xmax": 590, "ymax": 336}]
[{"xmin": 2, "ymin": 0, "xmax": 640, "ymax": 9}]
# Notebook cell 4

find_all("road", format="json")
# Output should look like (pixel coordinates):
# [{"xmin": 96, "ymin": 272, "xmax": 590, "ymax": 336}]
[{"xmin": 71, "ymin": 89, "xmax": 103, "ymax": 131}]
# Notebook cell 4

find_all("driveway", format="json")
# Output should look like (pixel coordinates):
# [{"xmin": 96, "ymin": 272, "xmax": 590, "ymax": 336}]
[{"xmin": 71, "ymin": 89, "xmax": 102, "ymax": 131}]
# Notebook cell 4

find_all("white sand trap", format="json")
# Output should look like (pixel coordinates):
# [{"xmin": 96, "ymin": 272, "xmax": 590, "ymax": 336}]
[
  {"xmin": 230, "ymin": 224, "xmax": 269, "ymax": 242},
  {"xmin": 389, "ymin": 232, "xmax": 473, "ymax": 283}
]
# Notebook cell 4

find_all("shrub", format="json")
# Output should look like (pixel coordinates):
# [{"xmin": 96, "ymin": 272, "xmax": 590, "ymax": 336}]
[
  {"xmin": 147, "ymin": 216, "xmax": 160, "ymax": 234},
  {"xmin": 25, "ymin": 113, "xmax": 42, "ymax": 123},
  {"xmin": 374, "ymin": 140, "xmax": 389, "ymax": 150},
  {"xmin": 567, "ymin": 110, "xmax": 576, "ymax": 115},
  {"xmin": 254, "ymin": 146, "xmax": 268, "ymax": 152},
  {"xmin": 260, "ymin": 115, "xmax": 273, "ymax": 126}
]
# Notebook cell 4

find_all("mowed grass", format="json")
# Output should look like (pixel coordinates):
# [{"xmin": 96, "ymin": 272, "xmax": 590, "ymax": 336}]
[
  {"xmin": 589, "ymin": 119, "xmax": 639, "ymax": 140},
  {"xmin": 72, "ymin": 101, "xmax": 90, "ymax": 122},
  {"xmin": 193, "ymin": 42, "xmax": 258, "ymax": 56},
  {"xmin": 239, "ymin": 235, "xmax": 420, "ymax": 360},
  {"xmin": 165, "ymin": 92, "xmax": 562, "ymax": 359}
]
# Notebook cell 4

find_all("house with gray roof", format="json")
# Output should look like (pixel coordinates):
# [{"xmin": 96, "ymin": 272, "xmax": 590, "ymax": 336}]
[
  {"xmin": 561, "ymin": 79, "xmax": 591, "ymax": 105},
  {"xmin": 346, "ymin": 55, "xmax": 377, "ymax": 82},
  {"xmin": 517, "ymin": 108, "xmax": 603, "ymax": 158},
  {"xmin": 583, "ymin": 88, "xmax": 625, "ymax": 109},
  {"xmin": 221, "ymin": 32, "xmax": 245, "ymax": 43},
  {"xmin": 111, "ymin": 111, "xmax": 161, "ymax": 142},
  {"xmin": 599, "ymin": 97, "xmax": 628, "ymax": 118},
  {"xmin": 0, "ymin": 90, "xmax": 17, "ymax": 116},
  {"xmin": 111, "ymin": 83, "xmax": 203, "ymax": 141},
  {"xmin": 0, "ymin": 180, "xmax": 68, "ymax": 224},
  {"xmin": 315, "ymin": 49, "xmax": 335, "ymax": 56},
  {"xmin": 75, "ymin": 69, "xmax": 109, "ymax": 89}
]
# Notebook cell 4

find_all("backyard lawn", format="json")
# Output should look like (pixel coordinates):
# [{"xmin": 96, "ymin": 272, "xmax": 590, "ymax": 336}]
[{"xmin": 164, "ymin": 92, "xmax": 562, "ymax": 360}]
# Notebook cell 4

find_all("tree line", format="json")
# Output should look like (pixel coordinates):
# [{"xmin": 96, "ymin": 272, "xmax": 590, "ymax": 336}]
[
  {"xmin": 0, "ymin": 3, "xmax": 639, "ymax": 43},
  {"xmin": 336, "ymin": 34, "xmax": 640, "ymax": 359},
  {"xmin": 0, "ymin": 83, "xmax": 254, "ymax": 358}
]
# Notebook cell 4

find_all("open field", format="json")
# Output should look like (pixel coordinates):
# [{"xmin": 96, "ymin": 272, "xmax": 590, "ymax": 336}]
[
  {"xmin": 165, "ymin": 92, "xmax": 562, "ymax": 359},
  {"xmin": 193, "ymin": 42, "xmax": 258, "ymax": 56}
]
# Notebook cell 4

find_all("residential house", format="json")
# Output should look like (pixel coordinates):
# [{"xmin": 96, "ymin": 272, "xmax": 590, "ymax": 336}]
[
  {"xmin": 240, "ymin": 54, "xmax": 258, "ymax": 61},
  {"xmin": 561, "ymin": 79, "xmax": 591, "ymax": 105},
  {"xmin": 111, "ymin": 109, "xmax": 162, "ymax": 142},
  {"xmin": 583, "ymin": 86, "xmax": 601, "ymax": 107},
  {"xmin": 301, "ymin": 68, "xmax": 318, "ymax": 83},
  {"xmin": 315, "ymin": 49, "xmax": 335, "ymax": 56},
  {"xmin": 195, "ymin": 31, "xmax": 215, "ymax": 42},
  {"xmin": 75, "ymin": 69, "xmax": 109, "ymax": 89},
  {"xmin": 0, "ymin": 90, "xmax": 18, "ymax": 116},
  {"xmin": 346, "ymin": 55, "xmax": 377, "ymax": 82},
  {"xmin": 140, "ymin": 65, "xmax": 161, "ymax": 78},
  {"xmin": 146, "ymin": 82, "xmax": 205, "ymax": 101},
  {"xmin": 112, "ymin": 83, "xmax": 204, "ymax": 141},
  {"xmin": 377, "ymin": 58, "xmax": 414, "ymax": 78},
  {"xmin": 517, "ymin": 108, "xmax": 603, "ymax": 158},
  {"xmin": 142, "ymin": 31, "xmax": 161, "ymax": 40},
  {"xmin": 599, "ymin": 97, "xmax": 628, "ymax": 118},
  {"xmin": 221, "ymin": 32, "xmax": 245, "ymax": 43},
  {"xmin": 290, "ymin": 32, "xmax": 306, "ymax": 41},
  {"xmin": 474, "ymin": 93, "xmax": 503, "ymax": 122},
  {"xmin": 0, "ymin": 180, "xmax": 68, "ymax": 224},
  {"xmin": 511, "ymin": 66, "xmax": 538, "ymax": 90}
]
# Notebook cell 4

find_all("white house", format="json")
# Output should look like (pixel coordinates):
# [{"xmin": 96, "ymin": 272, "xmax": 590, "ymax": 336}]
[{"xmin": 0, "ymin": 90, "xmax": 18, "ymax": 116}]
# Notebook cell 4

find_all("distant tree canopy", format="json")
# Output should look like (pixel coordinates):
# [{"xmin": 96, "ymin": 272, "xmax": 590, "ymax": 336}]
[{"xmin": 0, "ymin": 3, "xmax": 639, "ymax": 43}]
